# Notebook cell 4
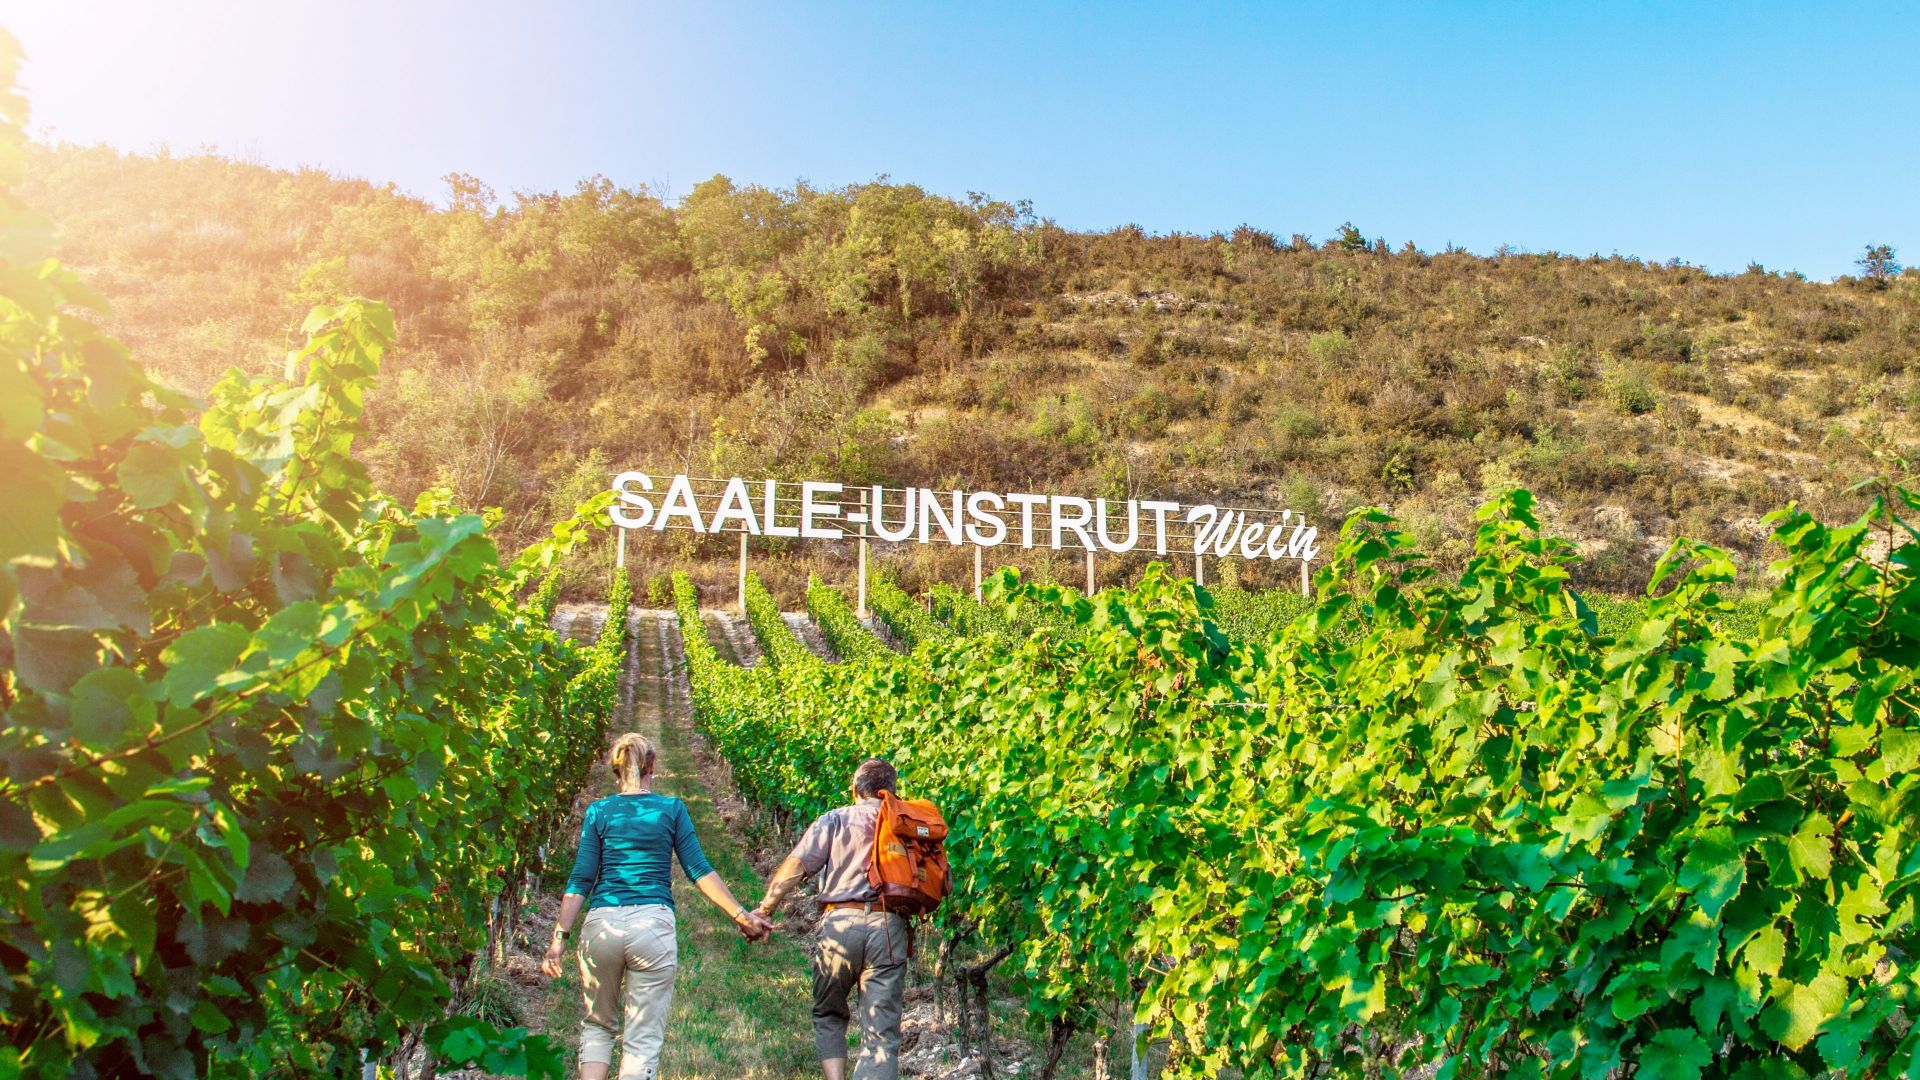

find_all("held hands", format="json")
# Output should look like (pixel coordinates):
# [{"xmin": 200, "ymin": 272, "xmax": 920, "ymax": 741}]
[{"xmin": 734, "ymin": 907, "xmax": 775, "ymax": 942}]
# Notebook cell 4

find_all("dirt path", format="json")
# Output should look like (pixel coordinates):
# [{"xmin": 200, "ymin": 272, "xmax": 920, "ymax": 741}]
[
  {"xmin": 781, "ymin": 612, "xmax": 839, "ymax": 662},
  {"xmin": 512, "ymin": 605, "xmax": 1048, "ymax": 1080},
  {"xmin": 704, "ymin": 610, "xmax": 764, "ymax": 667},
  {"xmin": 551, "ymin": 601, "xmax": 606, "ymax": 644},
  {"xmin": 528, "ymin": 607, "xmax": 817, "ymax": 1079}
]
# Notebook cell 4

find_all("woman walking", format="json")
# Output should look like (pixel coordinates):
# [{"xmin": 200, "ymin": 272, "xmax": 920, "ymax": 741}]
[{"xmin": 542, "ymin": 733, "xmax": 772, "ymax": 1079}]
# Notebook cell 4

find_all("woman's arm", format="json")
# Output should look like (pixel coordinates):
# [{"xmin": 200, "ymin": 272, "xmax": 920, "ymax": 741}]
[
  {"xmin": 673, "ymin": 800, "xmax": 770, "ymax": 939},
  {"xmin": 541, "ymin": 892, "xmax": 587, "ymax": 977},
  {"xmin": 543, "ymin": 805, "xmax": 602, "ymax": 977},
  {"xmin": 692, "ymin": 871, "xmax": 770, "ymax": 939},
  {"xmin": 564, "ymin": 802, "xmax": 603, "ymax": 898}
]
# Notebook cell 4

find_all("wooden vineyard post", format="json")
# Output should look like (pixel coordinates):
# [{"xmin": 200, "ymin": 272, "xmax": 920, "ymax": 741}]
[
  {"xmin": 973, "ymin": 545, "xmax": 983, "ymax": 601},
  {"xmin": 737, "ymin": 532, "xmax": 748, "ymax": 613},
  {"xmin": 1130, "ymin": 1017, "xmax": 1150, "ymax": 1080}
]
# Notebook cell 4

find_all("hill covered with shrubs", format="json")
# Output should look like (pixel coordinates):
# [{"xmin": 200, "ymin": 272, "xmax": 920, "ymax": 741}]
[{"xmin": 24, "ymin": 142, "xmax": 1918, "ymax": 591}]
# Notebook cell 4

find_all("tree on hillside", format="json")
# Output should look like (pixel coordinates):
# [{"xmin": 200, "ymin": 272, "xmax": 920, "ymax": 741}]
[
  {"xmin": 1857, "ymin": 242, "xmax": 1900, "ymax": 284},
  {"xmin": 678, "ymin": 175, "xmax": 805, "ymax": 366},
  {"xmin": 1335, "ymin": 221, "xmax": 1369, "ymax": 250},
  {"xmin": 1229, "ymin": 224, "xmax": 1279, "ymax": 251},
  {"xmin": 514, "ymin": 176, "xmax": 683, "ymax": 289}
]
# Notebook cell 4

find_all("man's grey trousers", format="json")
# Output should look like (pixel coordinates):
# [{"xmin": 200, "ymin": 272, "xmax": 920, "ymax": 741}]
[{"xmin": 812, "ymin": 907, "xmax": 909, "ymax": 1079}]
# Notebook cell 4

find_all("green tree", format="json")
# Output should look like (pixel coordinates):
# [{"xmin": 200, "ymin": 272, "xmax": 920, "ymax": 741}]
[
  {"xmin": 1857, "ymin": 242, "xmax": 1900, "ymax": 283},
  {"xmin": 677, "ymin": 175, "xmax": 804, "ymax": 364}
]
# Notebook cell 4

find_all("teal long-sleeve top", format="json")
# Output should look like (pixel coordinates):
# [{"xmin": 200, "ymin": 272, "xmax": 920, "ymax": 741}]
[{"xmin": 565, "ymin": 793, "xmax": 716, "ymax": 910}]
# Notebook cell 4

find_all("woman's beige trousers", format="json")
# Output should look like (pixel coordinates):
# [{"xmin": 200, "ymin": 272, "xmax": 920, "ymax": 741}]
[{"xmin": 578, "ymin": 904, "xmax": 677, "ymax": 1078}]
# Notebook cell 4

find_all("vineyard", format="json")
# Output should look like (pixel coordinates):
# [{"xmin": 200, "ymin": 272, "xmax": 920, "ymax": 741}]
[
  {"xmin": 673, "ymin": 494, "xmax": 1920, "ymax": 1077},
  {"xmin": 4, "ymin": 32, "xmax": 1918, "ymax": 1080}
]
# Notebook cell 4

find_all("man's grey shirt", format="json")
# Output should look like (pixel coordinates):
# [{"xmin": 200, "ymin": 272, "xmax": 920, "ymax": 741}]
[{"xmin": 791, "ymin": 798, "xmax": 881, "ymax": 903}]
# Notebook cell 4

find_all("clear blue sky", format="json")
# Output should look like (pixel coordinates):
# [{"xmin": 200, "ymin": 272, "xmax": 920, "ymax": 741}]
[{"xmin": 9, "ymin": 1, "xmax": 1915, "ymax": 278}]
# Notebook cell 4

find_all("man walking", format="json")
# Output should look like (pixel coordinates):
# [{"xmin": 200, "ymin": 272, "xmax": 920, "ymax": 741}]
[{"xmin": 754, "ymin": 758, "xmax": 909, "ymax": 1080}]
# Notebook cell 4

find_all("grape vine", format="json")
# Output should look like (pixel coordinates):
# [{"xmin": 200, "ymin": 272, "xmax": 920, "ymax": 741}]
[
  {"xmin": 868, "ymin": 575, "xmax": 950, "ymax": 650},
  {"xmin": 741, "ymin": 570, "xmax": 817, "ymax": 668},
  {"xmin": 0, "ymin": 57, "xmax": 620, "ymax": 1074},
  {"xmin": 806, "ymin": 574, "xmax": 893, "ymax": 663},
  {"xmin": 672, "ymin": 491, "xmax": 1919, "ymax": 1077}
]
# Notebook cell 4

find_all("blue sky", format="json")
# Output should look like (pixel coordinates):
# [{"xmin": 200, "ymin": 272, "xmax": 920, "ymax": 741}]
[{"xmin": 9, "ymin": 1, "xmax": 1915, "ymax": 278}]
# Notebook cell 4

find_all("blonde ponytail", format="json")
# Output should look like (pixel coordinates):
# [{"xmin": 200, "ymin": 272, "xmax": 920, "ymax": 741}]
[{"xmin": 609, "ymin": 733, "xmax": 657, "ymax": 793}]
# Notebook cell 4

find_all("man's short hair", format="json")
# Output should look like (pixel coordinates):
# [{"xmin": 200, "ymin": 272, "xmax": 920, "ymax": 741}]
[{"xmin": 852, "ymin": 758, "xmax": 897, "ymax": 798}]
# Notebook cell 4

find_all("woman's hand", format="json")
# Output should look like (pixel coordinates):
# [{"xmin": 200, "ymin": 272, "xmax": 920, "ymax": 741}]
[
  {"xmin": 734, "ymin": 910, "xmax": 774, "ymax": 942},
  {"xmin": 546, "ymin": 894, "xmax": 585, "ymax": 978}
]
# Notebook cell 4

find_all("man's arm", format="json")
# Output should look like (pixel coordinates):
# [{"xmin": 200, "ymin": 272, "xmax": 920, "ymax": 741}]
[
  {"xmin": 755, "ymin": 812, "xmax": 833, "ymax": 916},
  {"xmin": 754, "ymin": 854, "xmax": 811, "ymax": 917}
]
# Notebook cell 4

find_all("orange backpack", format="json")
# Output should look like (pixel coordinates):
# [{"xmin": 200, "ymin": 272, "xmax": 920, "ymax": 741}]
[{"xmin": 868, "ymin": 790, "xmax": 950, "ymax": 915}]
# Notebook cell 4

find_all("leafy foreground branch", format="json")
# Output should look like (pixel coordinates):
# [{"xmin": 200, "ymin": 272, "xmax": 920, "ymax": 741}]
[
  {"xmin": 676, "ymin": 488, "xmax": 1919, "ymax": 1078},
  {"xmin": 0, "ymin": 54, "xmax": 620, "ymax": 1075}
]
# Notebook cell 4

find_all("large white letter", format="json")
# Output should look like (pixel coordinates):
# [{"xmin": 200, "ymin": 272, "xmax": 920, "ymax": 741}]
[
  {"xmin": 709, "ymin": 477, "xmax": 761, "ymax": 535},
  {"xmin": 1185, "ymin": 505, "xmax": 1246, "ymax": 556},
  {"xmin": 965, "ymin": 491, "xmax": 1008, "ymax": 547},
  {"xmin": 1049, "ymin": 496, "xmax": 1096, "ymax": 552},
  {"xmin": 1183, "ymin": 505, "xmax": 1216, "ymax": 553},
  {"xmin": 919, "ymin": 489, "xmax": 964, "ymax": 546},
  {"xmin": 1265, "ymin": 511, "xmax": 1294, "ymax": 559},
  {"xmin": 1006, "ymin": 493, "xmax": 1046, "ymax": 549},
  {"xmin": 1285, "ymin": 523, "xmax": 1322, "ymax": 562},
  {"xmin": 872, "ymin": 486, "xmax": 917, "ymax": 542},
  {"xmin": 654, "ymin": 474, "xmax": 706, "ymax": 533},
  {"xmin": 1140, "ymin": 500, "xmax": 1180, "ymax": 555},
  {"xmin": 610, "ymin": 471, "xmax": 655, "ymax": 529},
  {"xmin": 762, "ymin": 480, "xmax": 800, "ymax": 538},
  {"xmin": 1096, "ymin": 499, "xmax": 1139, "ymax": 553},
  {"xmin": 1237, "ymin": 521, "xmax": 1267, "ymax": 559},
  {"xmin": 801, "ymin": 481, "xmax": 844, "ymax": 539},
  {"xmin": 1205, "ymin": 510, "xmax": 1245, "ymax": 556}
]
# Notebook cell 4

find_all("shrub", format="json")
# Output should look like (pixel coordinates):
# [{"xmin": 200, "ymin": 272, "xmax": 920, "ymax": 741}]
[
  {"xmin": 1127, "ymin": 323, "xmax": 1166, "ymax": 365},
  {"xmin": 1308, "ymin": 329, "xmax": 1355, "ymax": 366},
  {"xmin": 1606, "ymin": 367, "xmax": 1660, "ymax": 414},
  {"xmin": 1274, "ymin": 405, "xmax": 1325, "ymax": 441},
  {"xmin": 1545, "ymin": 345, "xmax": 1593, "ymax": 403}
]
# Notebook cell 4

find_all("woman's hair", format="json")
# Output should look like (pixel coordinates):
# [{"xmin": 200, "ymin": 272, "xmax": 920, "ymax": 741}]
[
  {"xmin": 851, "ymin": 758, "xmax": 897, "ymax": 799},
  {"xmin": 609, "ymin": 733, "xmax": 657, "ymax": 791}
]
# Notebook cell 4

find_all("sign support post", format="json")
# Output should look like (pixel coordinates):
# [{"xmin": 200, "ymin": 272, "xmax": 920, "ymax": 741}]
[
  {"xmin": 854, "ymin": 487, "xmax": 872, "ymax": 618},
  {"xmin": 1085, "ymin": 548, "xmax": 1095, "ymax": 595},
  {"xmin": 1195, "ymin": 553, "xmax": 1205, "ymax": 587},
  {"xmin": 973, "ymin": 546, "xmax": 983, "ymax": 601},
  {"xmin": 736, "ymin": 533, "xmax": 748, "ymax": 613},
  {"xmin": 615, "ymin": 526, "xmax": 626, "ymax": 571},
  {"xmin": 1300, "ymin": 559, "xmax": 1310, "ymax": 598},
  {"xmin": 858, "ymin": 538, "xmax": 869, "ymax": 618}
]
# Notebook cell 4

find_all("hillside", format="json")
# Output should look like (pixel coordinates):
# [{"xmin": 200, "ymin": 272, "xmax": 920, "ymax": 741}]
[{"xmin": 23, "ymin": 142, "xmax": 1920, "ymax": 591}]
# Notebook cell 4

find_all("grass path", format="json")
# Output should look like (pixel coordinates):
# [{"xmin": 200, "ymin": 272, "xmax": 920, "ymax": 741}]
[{"xmin": 540, "ymin": 608, "xmax": 817, "ymax": 1079}]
